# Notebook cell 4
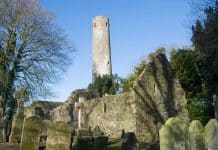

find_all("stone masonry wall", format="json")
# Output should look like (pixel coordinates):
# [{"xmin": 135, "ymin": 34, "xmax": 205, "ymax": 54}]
[
  {"xmin": 133, "ymin": 53, "xmax": 188, "ymax": 144},
  {"xmin": 82, "ymin": 92, "xmax": 136, "ymax": 138}
]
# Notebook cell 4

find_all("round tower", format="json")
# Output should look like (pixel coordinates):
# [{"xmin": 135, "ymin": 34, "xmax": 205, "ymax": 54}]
[{"xmin": 92, "ymin": 16, "xmax": 112, "ymax": 80}]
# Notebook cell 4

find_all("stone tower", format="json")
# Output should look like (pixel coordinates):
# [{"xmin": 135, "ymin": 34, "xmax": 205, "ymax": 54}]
[{"xmin": 92, "ymin": 16, "xmax": 112, "ymax": 80}]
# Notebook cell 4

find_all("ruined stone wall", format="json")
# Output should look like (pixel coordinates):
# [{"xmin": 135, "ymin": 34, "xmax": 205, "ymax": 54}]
[
  {"xmin": 82, "ymin": 92, "xmax": 136, "ymax": 138},
  {"xmin": 133, "ymin": 53, "xmax": 188, "ymax": 143},
  {"xmin": 24, "ymin": 101, "xmax": 63, "ymax": 120}
]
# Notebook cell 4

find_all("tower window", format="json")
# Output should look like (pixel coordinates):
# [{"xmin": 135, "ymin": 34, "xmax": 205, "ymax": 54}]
[
  {"xmin": 93, "ymin": 23, "xmax": 96, "ymax": 27},
  {"xmin": 106, "ymin": 22, "xmax": 108, "ymax": 27}
]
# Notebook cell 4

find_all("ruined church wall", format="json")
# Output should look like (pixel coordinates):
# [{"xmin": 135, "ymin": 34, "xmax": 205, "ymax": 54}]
[
  {"xmin": 82, "ymin": 92, "xmax": 137, "ymax": 138},
  {"xmin": 132, "ymin": 54, "xmax": 188, "ymax": 143}
]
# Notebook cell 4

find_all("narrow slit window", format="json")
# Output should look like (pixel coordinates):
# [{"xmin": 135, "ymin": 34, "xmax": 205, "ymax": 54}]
[
  {"xmin": 104, "ymin": 103, "xmax": 107, "ymax": 113},
  {"xmin": 154, "ymin": 84, "xmax": 157, "ymax": 93}
]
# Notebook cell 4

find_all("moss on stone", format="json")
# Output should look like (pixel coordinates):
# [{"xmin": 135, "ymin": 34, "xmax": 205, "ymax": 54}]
[
  {"xmin": 46, "ymin": 121, "xmax": 71, "ymax": 150},
  {"xmin": 204, "ymin": 119, "xmax": 218, "ymax": 150},
  {"xmin": 9, "ymin": 113, "xmax": 24, "ymax": 143},
  {"xmin": 20, "ymin": 116, "xmax": 42, "ymax": 150},
  {"xmin": 189, "ymin": 120, "xmax": 206, "ymax": 150},
  {"xmin": 159, "ymin": 117, "xmax": 189, "ymax": 150}
]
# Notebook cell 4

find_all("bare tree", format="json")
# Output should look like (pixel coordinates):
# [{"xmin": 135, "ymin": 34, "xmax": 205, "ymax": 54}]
[{"xmin": 0, "ymin": 0, "xmax": 74, "ymax": 117}]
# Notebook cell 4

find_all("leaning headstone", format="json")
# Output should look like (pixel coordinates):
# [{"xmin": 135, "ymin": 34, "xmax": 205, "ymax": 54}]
[
  {"xmin": 9, "ymin": 86, "xmax": 28, "ymax": 143},
  {"xmin": 205, "ymin": 119, "xmax": 218, "ymax": 150},
  {"xmin": 46, "ymin": 121, "xmax": 71, "ymax": 150},
  {"xmin": 20, "ymin": 116, "xmax": 42, "ymax": 150},
  {"xmin": 189, "ymin": 120, "xmax": 206, "ymax": 150},
  {"xmin": 159, "ymin": 117, "xmax": 190, "ymax": 150}
]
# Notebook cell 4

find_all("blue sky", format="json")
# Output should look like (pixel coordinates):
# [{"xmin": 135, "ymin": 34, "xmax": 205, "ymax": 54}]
[{"xmin": 39, "ymin": 0, "xmax": 192, "ymax": 101}]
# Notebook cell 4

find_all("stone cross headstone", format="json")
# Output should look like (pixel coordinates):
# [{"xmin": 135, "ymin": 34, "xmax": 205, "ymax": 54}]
[
  {"xmin": 159, "ymin": 117, "xmax": 190, "ymax": 150},
  {"xmin": 46, "ymin": 121, "xmax": 71, "ymax": 150},
  {"xmin": 75, "ymin": 97, "xmax": 85, "ymax": 129},
  {"xmin": 189, "ymin": 120, "xmax": 206, "ymax": 150},
  {"xmin": 205, "ymin": 119, "xmax": 218, "ymax": 150},
  {"xmin": 20, "ymin": 116, "xmax": 42, "ymax": 150},
  {"xmin": 9, "ymin": 86, "xmax": 28, "ymax": 143},
  {"xmin": 14, "ymin": 85, "xmax": 29, "ymax": 114}
]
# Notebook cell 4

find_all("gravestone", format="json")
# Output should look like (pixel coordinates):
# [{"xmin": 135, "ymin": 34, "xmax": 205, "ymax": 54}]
[
  {"xmin": 189, "ymin": 120, "xmax": 206, "ymax": 150},
  {"xmin": 0, "ymin": 96, "xmax": 5, "ymax": 143},
  {"xmin": 205, "ymin": 119, "xmax": 218, "ymax": 150},
  {"xmin": 9, "ymin": 86, "xmax": 28, "ymax": 143},
  {"xmin": 159, "ymin": 117, "xmax": 189, "ymax": 150},
  {"xmin": 40, "ymin": 120, "xmax": 52, "ymax": 148},
  {"xmin": 46, "ymin": 121, "xmax": 71, "ymax": 150},
  {"xmin": 20, "ymin": 116, "xmax": 42, "ymax": 150}
]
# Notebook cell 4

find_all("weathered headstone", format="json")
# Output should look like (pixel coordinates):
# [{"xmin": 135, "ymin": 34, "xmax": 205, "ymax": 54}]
[
  {"xmin": 46, "ymin": 121, "xmax": 71, "ymax": 150},
  {"xmin": 189, "ymin": 120, "xmax": 206, "ymax": 150},
  {"xmin": 20, "ymin": 116, "xmax": 42, "ymax": 150},
  {"xmin": 9, "ymin": 86, "xmax": 28, "ymax": 143},
  {"xmin": 205, "ymin": 119, "xmax": 218, "ymax": 150},
  {"xmin": 159, "ymin": 117, "xmax": 190, "ymax": 150}
]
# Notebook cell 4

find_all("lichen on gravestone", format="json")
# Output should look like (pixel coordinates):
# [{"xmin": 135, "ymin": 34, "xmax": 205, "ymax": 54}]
[
  {"xmin": 46, "ymin": 121, "xmax": 71, "ymax": 150},
  {"xmin": 189, "ymin": 120, "xmax": 206, "ymax": 150},
  {"xmin": 9, "ymin": 86, "xmax": 28, "ymax": 143},
  {"xmin": 205, "ymin": 119, "xmax": 218, "ymax": 150},
  {"xmin": 20, "ymin": 116, "xmax": 42, "ymax": 150},
  {"xmin": 159, "ymin": 117, "xmax": 190, "ymax": 150},
  {"xmin": 19, "ymin": 117, "xmax": 40, "ymax": 148}
]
